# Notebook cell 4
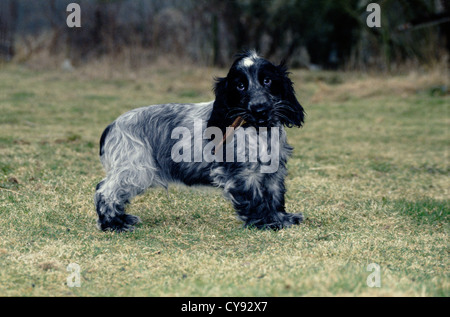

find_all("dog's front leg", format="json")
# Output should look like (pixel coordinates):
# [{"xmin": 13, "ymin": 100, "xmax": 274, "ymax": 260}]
[{"xmin": 218, "ymin": 168, "xmax": 303, "ymax": 230}]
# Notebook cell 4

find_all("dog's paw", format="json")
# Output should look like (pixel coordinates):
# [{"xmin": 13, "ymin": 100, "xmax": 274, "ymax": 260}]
[
  {"xmin": 245, "ymin": 212, "xmax": 304, "ymax": 230},
  {"xmin": 281, "ymin": 212, "xmax": 304, "ymax": 228},
  {"xmin": 97, "ymin": 214, "xmax": 141, "ymax": 232}
]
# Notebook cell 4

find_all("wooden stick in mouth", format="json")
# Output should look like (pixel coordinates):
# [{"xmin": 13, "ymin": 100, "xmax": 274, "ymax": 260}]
[{"xmin": 213, "ymin": 116, "xmax": 246, "ymax": 154}]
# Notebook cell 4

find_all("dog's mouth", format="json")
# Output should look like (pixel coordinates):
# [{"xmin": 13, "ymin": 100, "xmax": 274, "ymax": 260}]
[
  {"xmin": 231, "ymin": 112, "xmax": 272, "ymax": 128},
  {"xmin": 244, "ymin": 117, "xmax": 270, "ymax": 127},
  {"xmin": 226, "ymin": 106, "xmax": 275, "ymax": 128},
  {"xmin": 244, "ymin": 101, "xmax": 301, "ymax": 128}
]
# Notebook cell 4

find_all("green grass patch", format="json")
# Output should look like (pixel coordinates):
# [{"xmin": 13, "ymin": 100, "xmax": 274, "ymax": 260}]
[{"xmin": 389, "ymin": 198, "xmax": 449, "ymax": 225}]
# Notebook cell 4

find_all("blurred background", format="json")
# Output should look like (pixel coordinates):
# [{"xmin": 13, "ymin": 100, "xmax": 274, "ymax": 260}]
[{"xmin": 0, "ymin": 0, "xmax": 449, "ymax": 71}]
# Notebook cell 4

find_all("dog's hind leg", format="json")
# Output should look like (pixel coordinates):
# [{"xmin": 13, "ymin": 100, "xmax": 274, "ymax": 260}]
[{"xmin": 94, "ymin": 167, "xmax": 155, "ymax": 232}]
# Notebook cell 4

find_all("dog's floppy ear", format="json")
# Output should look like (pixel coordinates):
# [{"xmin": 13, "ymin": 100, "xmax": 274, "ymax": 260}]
[
  {"xmin": 277, "ymin": 62, "xmax": 305, "ymax": 128},
  {"xmin": 208, "ymin": 77, "xmax": 229, "ymax": 130},
  {"xmin": 213, "ymin": 76, "xmax": 228, "ymax": 105}
]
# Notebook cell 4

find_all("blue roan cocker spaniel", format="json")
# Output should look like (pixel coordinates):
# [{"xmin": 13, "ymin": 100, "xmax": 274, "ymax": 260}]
[{"xmin": 95, "ymin": 50, "xmax": 305, "ymax": 231}]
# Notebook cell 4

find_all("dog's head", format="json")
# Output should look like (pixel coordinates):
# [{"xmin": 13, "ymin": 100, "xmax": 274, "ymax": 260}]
[{"xmin": 209, "ymin": 50, "xmax": 305, "ymax": 130}]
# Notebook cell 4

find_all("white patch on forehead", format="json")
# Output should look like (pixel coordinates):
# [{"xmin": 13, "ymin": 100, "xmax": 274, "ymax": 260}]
[
  {"xmin": 240, "ymin": 52, "xmax": 259, "ymax": 67},
  {"xmin": 242, "ymin": 57, "xmax": 255, "ymax": 67}
]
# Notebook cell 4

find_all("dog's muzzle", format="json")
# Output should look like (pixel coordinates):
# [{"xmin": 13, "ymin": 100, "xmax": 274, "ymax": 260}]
[{"xmin": 248, "ymin": 92, "xmax": 271, "ymax": 125}]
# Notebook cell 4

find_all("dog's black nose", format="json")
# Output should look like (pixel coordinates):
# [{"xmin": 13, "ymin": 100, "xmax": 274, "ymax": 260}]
[{"xmin": 251, "ymin": 104, "xmax": 268, "ymax": 117}]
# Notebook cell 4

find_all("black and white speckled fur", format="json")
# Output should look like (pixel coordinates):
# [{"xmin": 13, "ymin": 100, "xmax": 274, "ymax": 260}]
[{"xmin": 94, "ymin": 51, "xmax": 305, "ymax": 231}]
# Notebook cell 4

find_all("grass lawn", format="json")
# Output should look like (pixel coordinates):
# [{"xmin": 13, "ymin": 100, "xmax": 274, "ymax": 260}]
[{"xmin": 0, "ymin": 63, "xmax": 448, "ymax": 296}]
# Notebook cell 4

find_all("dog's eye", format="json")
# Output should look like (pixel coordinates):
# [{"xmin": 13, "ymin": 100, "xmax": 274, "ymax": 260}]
[
  {"xmin": 236, "ymin": 82, "xmax": 246, "ymax": 91},
  {"xmin": 263, "ymin": 77, "xmax": 272, "ymax": 87}
]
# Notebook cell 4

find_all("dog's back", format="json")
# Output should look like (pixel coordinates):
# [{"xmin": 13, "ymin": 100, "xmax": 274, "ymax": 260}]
[{"xmin": 99, "ymin": 102, "xmax": 214, "ymax": 185}]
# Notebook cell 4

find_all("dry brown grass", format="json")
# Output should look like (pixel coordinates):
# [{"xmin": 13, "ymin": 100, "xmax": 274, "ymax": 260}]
[
  {"xmin": 0, "ymin": 60, "xmax": 448, "ymax": 297},
  {"xmin": 307, "ymin": 67, "xmax": 448, "ymax": 103}
]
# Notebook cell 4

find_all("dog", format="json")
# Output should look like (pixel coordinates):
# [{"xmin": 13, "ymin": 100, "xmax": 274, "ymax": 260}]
[{"xmin": 94, "ymin": 50, "xmax": 305, "ymax": 231}]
